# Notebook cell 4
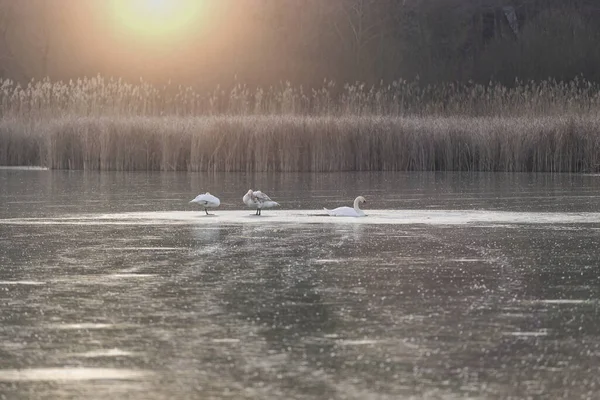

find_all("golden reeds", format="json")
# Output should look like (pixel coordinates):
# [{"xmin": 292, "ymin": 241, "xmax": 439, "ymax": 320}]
[
  {"xmin": 2, "ymin": 75, "xmax": 600, "ymax": 118},
  {"xmin": 1, "ymin": 76, "xmax": 600, "ymax": 172},
  {"xmin": 3, "ymin": 115, "xmax": 600, "ymax": 172}
]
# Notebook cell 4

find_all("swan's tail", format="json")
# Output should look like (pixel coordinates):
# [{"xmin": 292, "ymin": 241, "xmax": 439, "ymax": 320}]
[
  {"xmin": 323, "ymin": 207, "xmax": 335, "ymax": 216},
  {"xmin": 262, "ymin": 201, "xmax": 280, "ymax": 208}
]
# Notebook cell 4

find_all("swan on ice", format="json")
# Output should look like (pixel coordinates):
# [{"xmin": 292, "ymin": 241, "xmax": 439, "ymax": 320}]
[
  {"xmin": 243, "ymin": 189, "xmax": 280, "ymax": 215},
  {"xmin": 190, "ymin": 192, "xmax": 220, "ymax": 215},
  {"xmin": 324, "ymin": 196, "xmax": 366, "ymax": 217}
]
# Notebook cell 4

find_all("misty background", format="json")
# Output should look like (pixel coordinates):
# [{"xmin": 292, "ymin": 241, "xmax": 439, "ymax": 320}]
[{"xmin": 1, "ymin": 0, "xmax": 599, "ymax": 89}]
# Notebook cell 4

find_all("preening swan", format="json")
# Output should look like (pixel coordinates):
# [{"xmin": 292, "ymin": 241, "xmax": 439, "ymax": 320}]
[
  {"xmin": 243, "ymin": 189, "xmax": 280, "ymax": 215},
  {"xmin": 190, "ymin": 192, "xmax": 220, "ymax": 215},
  {"xmin": 324, "ymin": 196, "xmax": 366, "ymax": 217}
]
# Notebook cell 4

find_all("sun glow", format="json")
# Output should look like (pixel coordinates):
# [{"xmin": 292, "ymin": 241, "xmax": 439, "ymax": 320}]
[{"xmin": 112, "ymin": 0, "xmax": 202, "ymax": 38}]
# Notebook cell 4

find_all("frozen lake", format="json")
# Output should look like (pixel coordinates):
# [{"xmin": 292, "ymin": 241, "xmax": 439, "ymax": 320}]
[{"xmin": 1, "ymin": 170, "xmax": 600, "ymax": 399}]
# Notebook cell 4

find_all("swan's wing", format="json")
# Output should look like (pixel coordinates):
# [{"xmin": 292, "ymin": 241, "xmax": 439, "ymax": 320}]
[
  {"xmin": 323, "ymin": 207, "xmax": 335, "ymax": 216},
  {"xmin": 328, "ymin": 206, "xmax": 358, "ymax": 217},
  {"xmin": 191, "ymin": 193, "xmax": 220, "ymax": 206},
  {"xmin": 252, "ymin": 191, "xmax": 273, "ymax": 202},
  {"xmin": 205, "ymin": 194, "xmax": 220, "ymax": 206},
  {"xmin": 261, "ymin": 201, "xmax": 280, "ymax": 209},
  {"xmin": 190, "ymin": 194, "xmax": 206, "ymax": 203}
]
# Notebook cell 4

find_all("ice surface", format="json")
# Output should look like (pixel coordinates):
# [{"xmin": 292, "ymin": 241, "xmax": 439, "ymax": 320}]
[
  {"xmin": 2, "ymin": 209, "xmax": 600, "ymax": 226},
  {"xmin": 2, "ymin": 170, "xmax": 600, "ymax": 399}
]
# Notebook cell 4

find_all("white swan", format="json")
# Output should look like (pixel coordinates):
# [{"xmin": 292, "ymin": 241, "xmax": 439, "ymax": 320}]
[
  {"xmin": 324, "ymin": 196, "xmax": 366, "ymax": 217},
  {"xmin": 243, "ymin": 189, "xmax": 279, "ymax": 215},
  {"xmin": 189, "ymin": 192, "xmax": 220, "ymax": 215}
]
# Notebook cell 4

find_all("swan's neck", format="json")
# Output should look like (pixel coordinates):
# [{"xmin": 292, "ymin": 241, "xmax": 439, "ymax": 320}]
[{"xmin": 353, "ymin": 198, "xmax": 361, "ymax": 211}]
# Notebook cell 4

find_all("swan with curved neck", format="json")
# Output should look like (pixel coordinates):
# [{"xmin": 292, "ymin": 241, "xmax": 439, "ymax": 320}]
[
  {"xmin": 243, "ymin": 189, "xmax": 280, "ymax": 215},
  {"xmin": 324, "ymin": 196, "xmax": 366, "ymax": 217}
]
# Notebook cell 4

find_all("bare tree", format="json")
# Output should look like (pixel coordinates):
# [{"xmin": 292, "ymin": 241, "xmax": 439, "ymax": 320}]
[{"xmin": 330, "ymin": 0, "xmax": 390, "ymax": 80}]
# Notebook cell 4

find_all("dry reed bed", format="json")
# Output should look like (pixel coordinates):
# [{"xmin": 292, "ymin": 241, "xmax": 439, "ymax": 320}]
[
  {"xmin": 2, "ymin": 76, "xmax": 600, "ymax": 117},
  {"xmin": 2, "ymin": 115, "xmax": 600, "ymax": 172}
]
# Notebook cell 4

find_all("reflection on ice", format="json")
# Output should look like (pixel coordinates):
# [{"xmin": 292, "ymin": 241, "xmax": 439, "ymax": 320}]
[
  {"xmin": 0, "ymin": 166, "xmax": 48, "ymax": 170},
  {"xmin": 0, "ymin": 368, "xmax": 150, "ymax": 382},
  {"xmin": 108, "ymin": 274, "xmax": 157, "ymax": 279},
  {"xmin": 503, "ymin": 331, "xmax": 549, "ymax": 337},
  {"xmin": 70, "ymin": 348, "xmax": 135, "ymax": 358},
  {"xmin": 45, "ymin": 323, "xmax": 131, "ymax": 330},
  {"xmin": 313, "ymin": 259, "xmax": 344, "ymax": 264},
  {"xmin": 101, "ymin": 247, "xmax": 185, "ymax": 251},
  {"xmin": 0, "ymin": 281, "xmax": 46, "ymax": 285},
  {"xmin": 211, "ymin": 338, "xmax": 241, "ymax": 343},
  {"xmin": 534, "ymin": 299, "xmax": 593, "ymax": 304},
  {"xmin": 336, "ymin": 339, "xmax": 380, "ymax": 346}
]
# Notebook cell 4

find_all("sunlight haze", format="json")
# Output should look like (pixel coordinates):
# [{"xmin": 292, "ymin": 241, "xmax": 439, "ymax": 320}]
[{"xmin": 111, "ymin": 0, "xmax": 204, "ymax": 38}]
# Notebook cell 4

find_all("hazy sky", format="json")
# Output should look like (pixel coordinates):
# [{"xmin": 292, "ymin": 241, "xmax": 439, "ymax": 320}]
[
  {"xmin": 2, "ymin": 1, "xmax": 598, "ymax": 87},
  {"xmin": 2, "ymin": 0, "xmax": 272, "ymax": 85}
]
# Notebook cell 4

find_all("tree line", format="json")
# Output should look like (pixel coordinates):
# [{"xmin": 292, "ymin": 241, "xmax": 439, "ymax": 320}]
[{"xmin": 0, "ymin": 0, "xmax": 599, "ymax": 89}]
